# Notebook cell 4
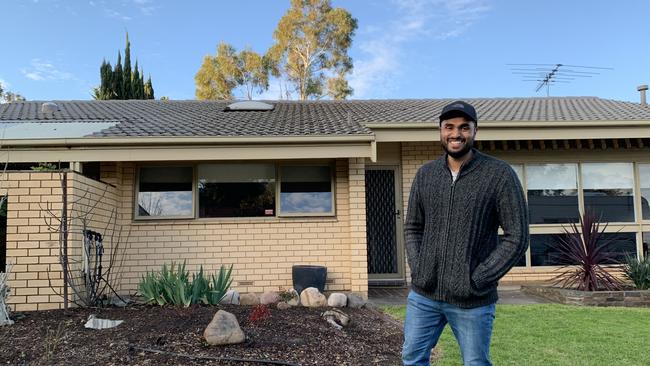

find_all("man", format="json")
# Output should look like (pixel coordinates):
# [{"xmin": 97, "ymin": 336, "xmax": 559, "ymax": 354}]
[{"xmin": 402, "ymin": 100, "xmax": 529, "ymax": 366}]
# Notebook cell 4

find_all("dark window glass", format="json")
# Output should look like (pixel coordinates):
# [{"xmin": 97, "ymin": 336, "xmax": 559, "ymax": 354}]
[
  {"xmin": 531, "ymin": 232, "xmax": 637, "ymax": 266},
  {"xmin": 137, "ymin": 167, "xmax": 193, "ymax": 217},
  {"xmin": 280, "ymin": 166, "xmax": 333, "ymax": 214},
  {"xmin": 526, "ymin": 164, "xmax": 579, "ymax": 224},
  {"xmin": 639, "ymin": 165, "xmax": 650, "ymax": 220},
  {"xmin": 530, "ymin": 234, "xmax": 571, "ymax": 266},
  {"xmin": 82, "ymin": 162, "xmax": 101, "ymax": 181},
  {"xmin": 198, "ymin": 164, "xmax": 275, "ymax": 218},
  {"xmin": 597, "ymin": 233, "xmax": 637, "ymax": 264},
  {"xmin": 643, "ymin": 232, "xmax": 650, "ymax": 258},
  {"xmin": 582, "ymin": 163, "xmax": 635, "ymax": 222}
]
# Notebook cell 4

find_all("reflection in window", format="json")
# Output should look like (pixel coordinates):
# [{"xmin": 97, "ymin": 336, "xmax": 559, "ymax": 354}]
[
  {"xmin": 582, "ymin": 163, "xmax": 634, "ymax": 222},
  {"xmin": 639, "ymin": 165, "xmax": 650, "ymax": 220},
  {"xmin": 138, "ymin": 167, "xmax": 193, "ymax": 217},
  {"xmin": 530, "ymin": 234, "xmax": 573, "ymax": 266},
  {"xmin": 280, "ymin": 165, "xmax": 333, "ymax": 214},
  {"xmin": 198, "ymin": 164, "xmax": 275, "ymax": 218},
  {"xmin": 597, "ymin": 233, "xmax": 637, "ymax": 264},
  {"xmin": 526, "ymin": 164, "xmax": 579, "ymax": 224},
  {"xmin": 510, "ymin": 164, "xmax": 524, "ymax": 186}
]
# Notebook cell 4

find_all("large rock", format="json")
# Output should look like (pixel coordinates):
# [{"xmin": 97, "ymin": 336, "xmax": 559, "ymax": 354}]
[
  {"xmin": 240, "ymin": 293, "xmax": 260, "ymax": 306},
  {"xmin": 300, "ymin": 287, "xmax": 327, "ymax": 307},
  {"xmin": 219, "ymin": 290, "xmax": 240, "ymax": 305},
  {"xmin": 260, "ymin": 291, "xmax": 280, "ymax": 305},
  {"xmin": 276, "ymin": 302, "xmax": 291, "ymax": 310},
  {"xmin": 346, "ymin": 293, "xmax": 366, "ymax": 308},
  {"xmin": 280, "ymin": 288, "xmax": 300, "ymax": 306},
  {"xmin": 204, "ymin": 310, "xmax": 245, "ymax": 346},
  {"xmin": 327, "ymin": 293, "xmax": 348, "ymax": 307}
]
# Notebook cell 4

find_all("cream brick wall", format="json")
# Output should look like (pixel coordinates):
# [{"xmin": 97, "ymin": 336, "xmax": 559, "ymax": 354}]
[
  {"xmin": 1, "ymin": 171, "xmax": 119, "ymax": 311},
  {"xmin": 400, "ymin": 142, "xmax": 560, "ymax": 284}
]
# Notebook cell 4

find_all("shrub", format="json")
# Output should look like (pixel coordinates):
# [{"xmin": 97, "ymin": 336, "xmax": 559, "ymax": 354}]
[
  {"xmin": 248, "ymin": 304, "xmax": 271, "ymax": 325},
  {"xmin": 623, "ymin": 255, "xmax": 650, "ymax": 290},
  {"xmin": 550, "ymin": 210, "xmax": 623, "ymax": 291},
  {"xmin": 138, "ymin": 261, "xmax": 233, "ymax": 307}
]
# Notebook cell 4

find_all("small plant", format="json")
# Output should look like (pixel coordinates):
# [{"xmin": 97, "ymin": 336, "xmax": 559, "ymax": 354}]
[
  {"xmin": 30, "ymin": 162, "xmax": 58, "ymax": 171},
  {"xmin": 0, "ymin": 263, "xmax": 13, "ymax": 326},
  {"xmin": 550, "ymin": 210, "xmax": 624, "ymax": 291},
  {"xmin": 623, "ymin": 255, "xmax": 650, "ymax": 290},
  {"xmin": 43, "ymin": 322, "xmax": 66, "ymax": 363},
  {"xmin": 278, "ymin": 287, "xmax": 298, "ymax": 303},
  {"xmin": 138, "ymin": 262, "xmax": 233, "ymax": 307},
  {"xmin": 248, "ymin": 304, "xmax": 271, "ymax": 325}
]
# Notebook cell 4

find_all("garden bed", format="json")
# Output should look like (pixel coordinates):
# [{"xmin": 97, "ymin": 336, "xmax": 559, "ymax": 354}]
[
  {"xmin": 0, "ymin": 304, "xmax": 403, "ymax": 365},
  {"xmin": 521, "ymin": 285, "xmax": 650, "ymax": 307}
]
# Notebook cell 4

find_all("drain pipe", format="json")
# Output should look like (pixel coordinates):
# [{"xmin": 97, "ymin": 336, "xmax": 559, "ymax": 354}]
[{"xmin": 638, "ymin": 84, "xmax": 648, "ymax": 107}]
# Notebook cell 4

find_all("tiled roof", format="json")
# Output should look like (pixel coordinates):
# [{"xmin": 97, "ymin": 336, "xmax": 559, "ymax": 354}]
[{"xmin": 1, "ymin": 97, "xmax": 649, "ymax": 138}]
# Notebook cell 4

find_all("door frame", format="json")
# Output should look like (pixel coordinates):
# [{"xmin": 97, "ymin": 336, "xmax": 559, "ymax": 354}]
[{"xmin": 365, "ymin": 165, "xmax": 405, "ymax": 284}]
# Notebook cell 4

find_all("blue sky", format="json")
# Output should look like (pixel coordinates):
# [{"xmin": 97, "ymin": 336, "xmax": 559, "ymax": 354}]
[{"xmin": 2, "ymin": 0, "xmax": 649, "ymax": 102}]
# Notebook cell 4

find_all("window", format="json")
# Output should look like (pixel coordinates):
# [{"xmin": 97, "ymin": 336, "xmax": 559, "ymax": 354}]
[
  {"xmin": 582, "ymin": 163, "xmax": 634, "ymax": 222},
  {"xmin": 280, "ymin": 165, "xmax": 333, "ymax": 215},
  {"xmin": 530, "ymin": 234, "xmax": 574, "ymax": 266},
  {"xmin": 597, "ymin": 233, "xmax": 637, "ymax": 264},
  {"xmin": 526, "ymin": 164, "xmax": 579, "ymax": 224},
  {"xmin": 510, "ymin": 164, "xmax": 524, "ymax": 186},
  {"xmin": 643, "ymin": 232, "xmax": 650, "ymax": 258},
  {"xmin": 639, "ymin": 165, "xmax": 650, "ymax": 220},
  {"xmin": 198, "ymin": 164, "xmax": 275, "ymax": 218},
  {"xmin": 137, "ymin": 166, "xmax": 193, "ymax": 218}
]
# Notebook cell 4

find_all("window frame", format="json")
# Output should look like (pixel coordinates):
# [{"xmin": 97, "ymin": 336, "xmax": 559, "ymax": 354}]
[
  {"xmin": 134, "ymin": 164, "xmax": 196, "ymax": 220},
  {"xmin": 277, "ymin": 161, "xmax": 336, "ymax": 217},
  {"xmin": 134, "ymin": 160, "xmax": 337, "ymax": 221}
]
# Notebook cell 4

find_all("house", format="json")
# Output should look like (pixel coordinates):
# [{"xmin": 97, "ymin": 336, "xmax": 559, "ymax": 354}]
[{"xmin": 1, "ymin": 93, "xmax": 650, "ymax": 311}]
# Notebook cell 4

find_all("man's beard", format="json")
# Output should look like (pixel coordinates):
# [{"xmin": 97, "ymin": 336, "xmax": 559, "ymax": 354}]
[{"xmin": 442, "ymin": 139, "xmax": 473, "ymax": 159}]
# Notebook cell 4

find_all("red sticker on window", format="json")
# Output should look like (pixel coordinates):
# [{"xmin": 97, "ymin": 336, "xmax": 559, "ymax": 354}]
[{"xmin": 264, "ymin": 209, "xmax": 274, "ymax": 215}]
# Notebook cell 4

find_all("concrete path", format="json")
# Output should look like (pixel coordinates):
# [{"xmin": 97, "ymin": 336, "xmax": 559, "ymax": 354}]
[{"xmin": 368, "ymin": 285, "xmax": 548, "ymax": 306}]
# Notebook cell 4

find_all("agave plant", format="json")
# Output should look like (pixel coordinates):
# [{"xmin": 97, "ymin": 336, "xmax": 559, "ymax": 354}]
[{"xmin": 551, "ymin": 210, "xmax": 624, "ymax": 291}]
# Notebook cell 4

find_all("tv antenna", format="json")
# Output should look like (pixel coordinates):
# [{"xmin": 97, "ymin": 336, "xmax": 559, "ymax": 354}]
[{"xmin": 508, "ymin": 63, "xmax": 613, "ymax": 96}]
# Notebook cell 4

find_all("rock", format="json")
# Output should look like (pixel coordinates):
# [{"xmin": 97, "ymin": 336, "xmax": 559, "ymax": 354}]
[
  {"xmin": 322, "ymin": 308, "xmax": 351, "ymax": 329},
  {"xmin": 219, "ymin": 290, "xmax": 240, "ymax": 305},
  {"xmin": 203, "ymin": 310, "xmax": 245, "ymax": 346},
  {"xmin": 300, "ymin": 287, "xmax": 327, "ymax": 307},
  {"xmin": 84, "ymin": 314, "xmax": 123, "ymax": 329},
  {"xmin": 347, "ymin": 293, "xmax": 366, "ymax": 308},
  {"xmin": 260, "ymin": 291, "xmax": 280, "ymax": 305},
  {"xmin": 276, "ymin": 302, "xmax": 291, "ymax": 310},
  {"xmin": 282, "ymin": 288, "xmax": 300, "ymax": 306},
  {"xmin": 240, "ymin": 293, "xmax": 260, "ymax": 306},
  {"xmin": 327, "ymin": 293, "xmax": 347, "ymax": 307}
]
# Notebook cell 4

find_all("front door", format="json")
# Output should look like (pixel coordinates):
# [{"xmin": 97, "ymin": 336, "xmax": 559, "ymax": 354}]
[{"xmin": 365, "ymin": 166, "xmax": 405, "ymax": 285}]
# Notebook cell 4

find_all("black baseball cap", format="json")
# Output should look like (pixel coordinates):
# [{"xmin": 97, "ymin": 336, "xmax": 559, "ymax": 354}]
[{"xmin": 439, "ymin": 100, "xmax": 478, "ymax": 125}]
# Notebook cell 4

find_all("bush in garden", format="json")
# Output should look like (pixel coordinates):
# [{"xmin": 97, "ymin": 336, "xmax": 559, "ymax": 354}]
[
  {"xmin": 139, "ymin": 261, "xmax": 233, "ymax": 306},
  {"xmin": 248, "ymin": 304, "xmax": 271, "ymax": 325},
  {"xmin": 623, "ymin": 255, "xmax": 650, "ymax": 290},
  {"xmin": 550, "ymin": 210, "xmax": 623, "ymax": 291}
]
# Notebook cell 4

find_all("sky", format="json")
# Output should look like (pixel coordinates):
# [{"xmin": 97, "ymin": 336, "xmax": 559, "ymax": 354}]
[{"xmin": 1, "ymin": 0, "xmax": 649, "ymax": 103}]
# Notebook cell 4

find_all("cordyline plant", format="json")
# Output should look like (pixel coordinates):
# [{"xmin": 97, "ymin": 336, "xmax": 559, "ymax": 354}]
[{"xmin": 551, "ymin": 210, "xmax": 624, "ymax": 291}]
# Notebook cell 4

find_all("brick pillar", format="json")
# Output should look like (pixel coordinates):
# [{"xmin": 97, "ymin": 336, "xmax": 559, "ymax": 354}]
[{"xmin": 348, "ymin": 158, "xmax": 368, "ymax": 296}]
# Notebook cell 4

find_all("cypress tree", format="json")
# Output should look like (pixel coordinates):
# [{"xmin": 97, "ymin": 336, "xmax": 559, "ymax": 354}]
[
  {"xmin": 132, "ymin": 61, "xmax": 142, "ymax": 99},
  {"xmin": 144, "ymin": 75, "xmax": 154, "ymax": 99},
  {"xmin": 123, "ymin": 32, "xmax": 132, "ymax": 99},
  {"xmin": 113, "ymin": 52, "xmax": 123, "ymax": 99}
]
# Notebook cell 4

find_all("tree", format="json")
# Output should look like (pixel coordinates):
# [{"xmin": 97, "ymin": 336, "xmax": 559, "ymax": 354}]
[
  {"xmin": 266, "ymin": 0, "xmax": 357, "ymax": 100},
  {"xmin": 195, "ymin": 42, "xmax": 270, "ymax": 100},
  {"xmin": 0, "ymin": 82, "xmax": 26, "ymax": 103},
  {"xmin": 93, "ymin": 33, "xmax": 154, "ymax": 100}
]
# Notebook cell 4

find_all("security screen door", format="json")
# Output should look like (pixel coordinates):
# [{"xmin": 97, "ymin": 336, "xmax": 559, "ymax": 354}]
[{"xmin": 365, "ymin": 166, "xmax": 404, "ymax": 284}]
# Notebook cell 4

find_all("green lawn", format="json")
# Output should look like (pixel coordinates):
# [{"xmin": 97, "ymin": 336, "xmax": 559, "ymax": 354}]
[{"xmin": 381, "ymin": 304, "xmax": 650, "ymax": 366}]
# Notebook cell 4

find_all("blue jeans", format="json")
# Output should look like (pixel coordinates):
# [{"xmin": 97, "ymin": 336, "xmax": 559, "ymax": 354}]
[{"xmin": 402, "ymin": 290, "xmax": 495, "ymax": 366}]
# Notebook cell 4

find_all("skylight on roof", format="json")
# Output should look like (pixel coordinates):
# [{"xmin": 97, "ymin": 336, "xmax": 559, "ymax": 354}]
[{"xmin": 224, "ymin": 101, "xmax": 274, "ymax": 111}]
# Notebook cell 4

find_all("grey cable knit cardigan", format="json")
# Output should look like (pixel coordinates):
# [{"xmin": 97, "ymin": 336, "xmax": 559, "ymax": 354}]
[{"xmin": 405, "ymin": 149, "xmax": 529, "ymax": 308}]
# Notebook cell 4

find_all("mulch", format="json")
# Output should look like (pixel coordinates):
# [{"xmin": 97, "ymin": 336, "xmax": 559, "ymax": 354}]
[{"xmin": 0, "ymin": 304, "xmax": 404, "ymax": 365}]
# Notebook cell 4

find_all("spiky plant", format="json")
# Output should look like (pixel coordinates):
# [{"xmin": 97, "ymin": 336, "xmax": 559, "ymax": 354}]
[{"xmin": 551, "ymin": 210, "xmax": 624, "ymax": 291}]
